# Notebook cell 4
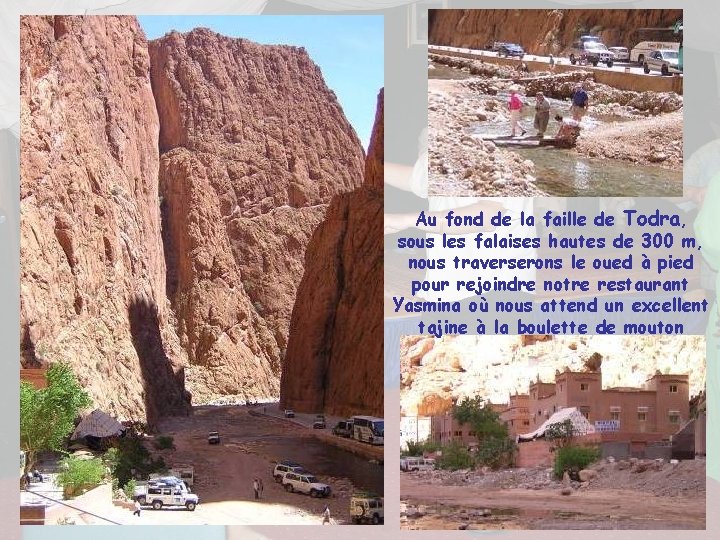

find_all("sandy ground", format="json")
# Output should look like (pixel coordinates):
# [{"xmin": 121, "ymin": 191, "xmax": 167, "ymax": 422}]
[
  {"xmin": 401, "ymin": 466, "xmax": 705, "ymax": 530},
  {"xmin": 134, "ymin": 405, "xmax": 364, "ymax": 524}
]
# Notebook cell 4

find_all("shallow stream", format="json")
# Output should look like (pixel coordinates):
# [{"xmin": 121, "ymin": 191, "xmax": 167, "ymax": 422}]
[{"xmin": 430, "ymin": 63, "xmax": 682, "ymax": 196}]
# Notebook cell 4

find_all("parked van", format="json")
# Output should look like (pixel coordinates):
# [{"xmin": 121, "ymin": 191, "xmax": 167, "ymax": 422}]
[
  {"xmin": 351, "ymin": 416, "xmax": 384, "ymax": 445},
  {"xmin": 400, "ymin": 457, "xmax": 436, "ymax": 472},
  {"xmin": 332, "ymin": 420, "xmax": 354, "ymax": 438}
]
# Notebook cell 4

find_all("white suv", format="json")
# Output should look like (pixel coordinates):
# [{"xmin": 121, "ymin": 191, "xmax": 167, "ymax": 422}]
[
  {"xmin": 350, "ymin": 493, "xmax": 384, "ymax": 524},
  {"xmin": 281, "ymin": 472, "xmax": 331, "ymax": 497},
  {"xmin": 273, "ymin": 460, "xmax": 304, "ymax": 482}
]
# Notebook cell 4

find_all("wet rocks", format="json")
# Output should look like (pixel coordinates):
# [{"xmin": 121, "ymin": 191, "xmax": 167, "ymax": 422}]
[{"xmin": 428, "ymin": 79, "xmax": 544, "ymax": 196}]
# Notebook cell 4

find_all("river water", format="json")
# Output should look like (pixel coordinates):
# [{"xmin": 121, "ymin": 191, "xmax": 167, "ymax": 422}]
[
  {"xmin": 429, "ymin": 63, "xmax": 682, "ymax": 197},
  {"xmin": 256, "ymin": 435, "xmax": 384, "ymax": 495}
]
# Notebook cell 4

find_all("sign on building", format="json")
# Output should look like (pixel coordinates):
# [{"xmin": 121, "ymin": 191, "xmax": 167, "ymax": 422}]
[{"xmin": 595, "ymin": 419, "xmax": 620, "ymax": 432}]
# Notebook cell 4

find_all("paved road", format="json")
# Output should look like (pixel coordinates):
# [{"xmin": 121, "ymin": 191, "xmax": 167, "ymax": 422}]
[{"xmin": 430, "ymin": 45, "xmax": 682, "ymax": 78}]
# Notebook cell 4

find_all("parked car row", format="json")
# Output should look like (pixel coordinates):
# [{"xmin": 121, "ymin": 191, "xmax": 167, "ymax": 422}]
[
  {"xmin": 483, "ymin": 33, "xmax": 680, "ymax": 75},
  {"xmin": 272, "ymin": 460, "xmax": 331, "ymax": 498}
]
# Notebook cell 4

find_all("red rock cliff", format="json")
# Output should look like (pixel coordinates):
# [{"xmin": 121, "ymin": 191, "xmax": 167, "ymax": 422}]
[
  {"xmin": 280, "ymin": 89, "xmax": 384, "ymax": 417},
  {"xmin": 21, "ymin": 17, "xmax": 367, "ymax": 417},
  {"xmin": 429, "ymin": 9, "xmax": 683, "ymax": 55},
  {"xmin": 20, "ymin": 16, "xmax": 190, "ymax": 424},
  {"xmin": 148, "ymin": 29, "xmax": 365, "ymax": 402}
]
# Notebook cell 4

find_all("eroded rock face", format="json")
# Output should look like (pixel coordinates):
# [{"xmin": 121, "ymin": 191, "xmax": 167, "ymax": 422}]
[
  {"xmin": 148, "ymin": 29, "xmax": 365, "ymax": 403},
  {"xmin": 429, "ymin": 9, "xmax": 683, "ymax": 55},
  {"xmin": 280, "ymin": 90, "xmax": 384, "ymax": 417},
  {"xmin": 21, "ymin": 17, "xmax": 368, "ymax": 418},
  {"xmin": 20, "ymin": 16, "xmax": 190, "ymax": 424}
]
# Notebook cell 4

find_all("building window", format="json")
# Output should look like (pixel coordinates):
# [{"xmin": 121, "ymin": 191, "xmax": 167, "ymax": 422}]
[
  {"xmin": 669, "ymin": 385, "xmax": 678, "ymax": 393},
  {"xmin": 580, "ymin": 383, "xmax": 589, "ymax": 391},
  {"xmin": 523, "ymin": 420, "xmax": 530, "ymax": 426},
  {"xmin": 454, "ymin": 430, "xmax": 462, "ymax": 437},
  {"xmin": 610, "ymin": 411, "xmax": 620, "ymax": 421},
  {"xmin": 580, "ymin": 406, "xmax": 590, "ymax": 419},
  {"xmin": 638, "ymin": 412, "xmax": 647, "ymax": 422},
  {"xmin": 559, "ymin": 384, "xmax": 563, "ymax": 392},
  {"xmin": 668, "ymin": 412, "xmax": 680, "ymax": 424}
]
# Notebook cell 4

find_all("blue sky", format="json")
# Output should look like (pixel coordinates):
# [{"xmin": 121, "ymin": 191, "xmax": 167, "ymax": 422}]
[{"xmin": 139, "ymin": 16, "xmax": 384, "ymax": 149}]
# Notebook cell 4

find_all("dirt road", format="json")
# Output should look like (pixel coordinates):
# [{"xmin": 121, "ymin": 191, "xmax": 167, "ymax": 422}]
[
  {"xmin": 144, "ymin": 405, "xmax": 382, "ymax": 525},
  {"xmin": 401, "ymin": 474, "xmax": 705, "ymax": 529}
]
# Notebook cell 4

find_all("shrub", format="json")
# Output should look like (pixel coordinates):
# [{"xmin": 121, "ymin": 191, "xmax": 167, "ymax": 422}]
[
  {"xmin": 153, "ymin": 435, "xmax": 175, "ymax": 450},
  {"xmin": 105, "ymin": 435, "xmax": 166, "ymax": 487},
  {"xmin": 476, "ymin": 437, "xmax": 516, "ymax": 469},
  {"xmin": 554, "ymin": 445, "xmax": 600, "ymax": 479},
  {"xmin": 123, "ymin": 478, "xmax": 137, "ymax": 500},
  {"xmin": 436, "ymin": 439, "xmax": 474, "ymax": 471},
  {"xmin": 403, "ymin": 438, "xmax": 441, "ymax": 457},
  {"xmin": 56, "ymin": 456, "xmax": 106, "ymax": 498}
]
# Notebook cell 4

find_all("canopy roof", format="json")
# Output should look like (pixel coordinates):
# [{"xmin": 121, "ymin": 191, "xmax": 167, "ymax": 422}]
[
  {"xmin": 517, "ymin": 407, "xmax": 595, "ymax": 442},
  {"xmin": 71, "ymin": 409, "xmax": 124, "ymax": 440}
]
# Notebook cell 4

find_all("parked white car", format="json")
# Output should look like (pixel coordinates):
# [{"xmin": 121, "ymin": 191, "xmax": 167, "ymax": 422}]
[
  {"xmin": 281, "ymin": 471, "xmax": 331, "ymax": 497},
  {"xmin": 135, "ymin": 478, "xmax": 199, "ymax": 511},
  {"xmin": 643, "ymin": 49, "xmax": 681, "ymax": 75},
  {"xmin": 608, "ymin": 46, "xmax": 630, "ymax": 61},
  {"xmin": 350, "ymin": 493, "xmax": 384, "ymax": 524},
  {"xmin": 273, "ymin": 460, "xmax": 304, "ymax": 482}
]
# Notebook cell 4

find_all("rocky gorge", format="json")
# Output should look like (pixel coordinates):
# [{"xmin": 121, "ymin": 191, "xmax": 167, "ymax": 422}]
[{"xmin": 20, "ymin": 16, "xmax": 382, "ymax": 423}]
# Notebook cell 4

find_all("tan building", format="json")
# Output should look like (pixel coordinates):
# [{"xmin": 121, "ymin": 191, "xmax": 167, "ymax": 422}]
[{"xmin": 514, "ymin": 369, "xmax": 689, "ymax": 438}]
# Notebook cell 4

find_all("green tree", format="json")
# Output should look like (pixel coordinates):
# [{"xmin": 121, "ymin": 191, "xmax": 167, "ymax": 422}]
[
  {"xmin": 56, "ymin": 456, "xmax": 106, "ymax": 498},
  {"xmin": 453, "ymin": 396, "xmax": 508, "ymax": 441},
  {"xmin": 20, "ymin": 363, "xmax": 92, "ymax": 475}
]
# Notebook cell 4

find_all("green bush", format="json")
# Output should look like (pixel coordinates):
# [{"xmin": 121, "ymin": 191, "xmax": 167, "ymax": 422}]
[
  {"xmin": 105, "ymin": 435, "xmax": 166, "ymax": 487},
  {"xmin": 403, "ymin": 438, "xmax": 441, "ymax": 457},
  {"xmin": 554, "ymin": 445, "xmax": 600, "ymax": 479},
  {"xmin": 153, "ymin": 435, "xmax": 175, "ymax": 450},
  {"xmin": 123, "ymin": 478, "xmax": 137, "ymax": 500},
  {"xmin": 476, "ymin": 437, "xmax": 516, "ymax": 469},
  {"xmin": 56, "ymin": 456, "xmax": 106, "ymax": 498},
  {"xmin": 436, "ymin": 439, "xmax": 474, "ymax": 471}
]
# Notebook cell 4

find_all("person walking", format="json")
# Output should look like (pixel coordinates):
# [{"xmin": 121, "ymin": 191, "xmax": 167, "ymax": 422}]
[
  {"xmin": 322, "ymin": 505, "xmax": 331, "ymax": 525},
  {"xmin": 570, "ymin": 82, "xmax": 589, "ymax": 121},
  {"xmin": 533, "ymin": 92, "xmax": 551, "ymax": 138},
  {"xmin": 253, "ymin": 478, "xmax": 259, "ymax": 500},
  {"xmin": 258, "ymin": 478, "xmax": 264, "ymax": 499},
  {"xmin": 133, "ymin": 500, "xmax": 142, "ymax": 517},
  {"xmin": 507, "ymin": 87, "xmax": 527, "ymax": 137},
  {"xmin": 548, "ymin": 53, "xmax": 556, "ymax": 71}
]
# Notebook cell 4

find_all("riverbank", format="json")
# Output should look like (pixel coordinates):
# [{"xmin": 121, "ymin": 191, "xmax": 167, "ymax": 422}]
[
  {"xmin": 428, "ymin": 59, "xmax": 683, "ymax": 196},
  {"xmin": 428, "ymin": 78, "xmax": 546, "ymax": 197},
  {"xmin": 576, "ymin": 110, "xmax": 683, "ymax": 169}
]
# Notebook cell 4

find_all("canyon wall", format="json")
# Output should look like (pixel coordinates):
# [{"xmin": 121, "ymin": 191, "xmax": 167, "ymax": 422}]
[
  {"xmin": 20, "ymin": 16, "xmax": 190, "ymax": 424},
  {"xmin": 429, "ymin": 9, "xmax": 683, "ymax": 55},
  {"xmin": 20, "ymin": 17, "xmax": 368, "ymax": 418},
  {"xmin": 280, "ymin": 89, "xmax": 384, "ymax": 417},
  {"xmin": 148, "ymin": 29, "xmax": 365, "ymax": 402}
]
